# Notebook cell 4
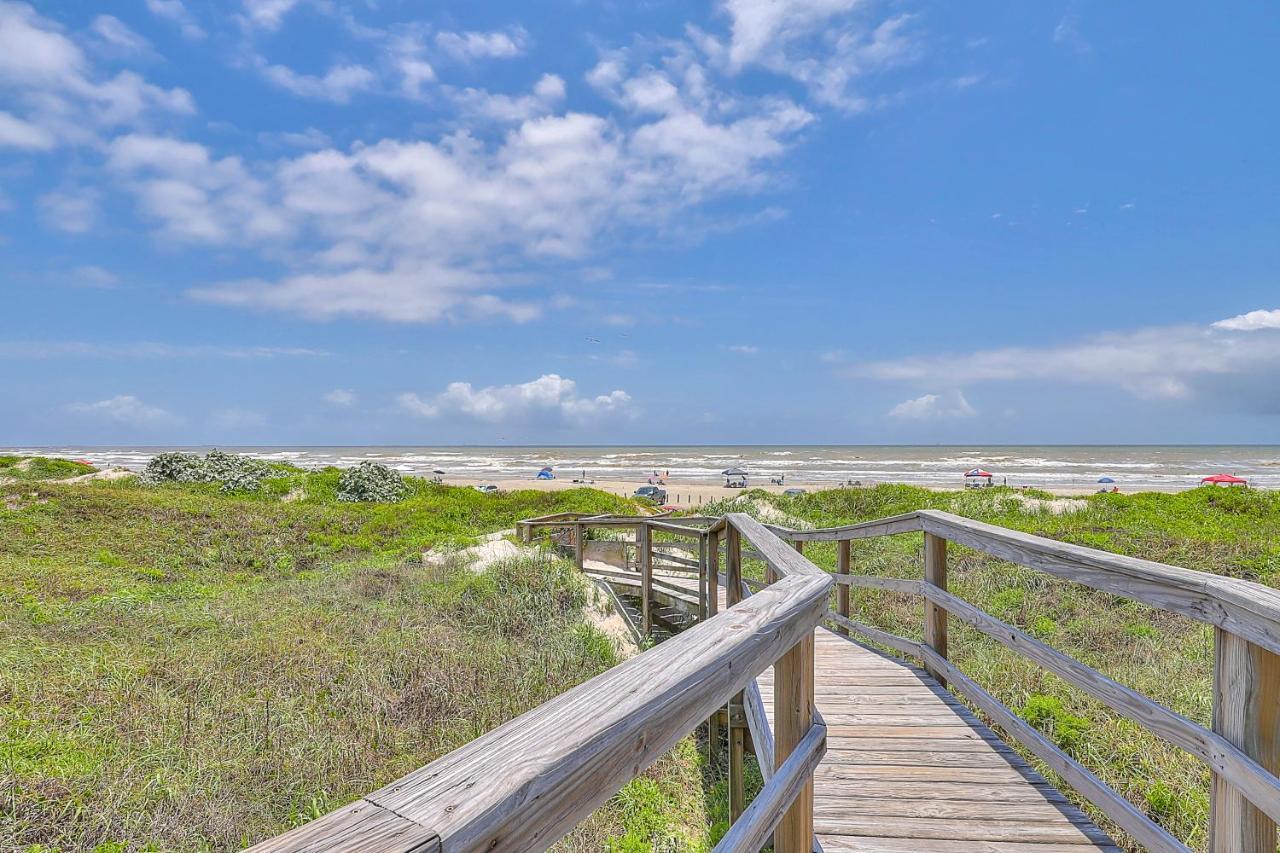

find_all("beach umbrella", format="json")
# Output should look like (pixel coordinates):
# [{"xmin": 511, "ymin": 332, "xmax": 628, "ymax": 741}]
[
  {"xmin": 722, "ymin": 466, "xmax": 748, "ymax": 476},
  {"xmin": 432, "ymin": 469, "xmax": 446, "ymax": 475},
  {"xmin": 964, "ymin": 468, "xmax": 993, "ymax": 478},
  {"xmin": 1097, "ymin": 477, "xmax": 1115, "ymax": 484},
  {"xmin": 1201, "ymin": 473, "xmax": 1248, "ymax": 485}
]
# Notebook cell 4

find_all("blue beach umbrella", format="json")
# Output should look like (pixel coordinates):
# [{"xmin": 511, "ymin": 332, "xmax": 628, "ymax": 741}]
[{"xmin": 1097, "ymin": 477, "xmax": 1115, "ymax": 484}]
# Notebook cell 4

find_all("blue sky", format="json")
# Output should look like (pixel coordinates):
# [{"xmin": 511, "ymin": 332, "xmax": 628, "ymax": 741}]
[{"xmin": 2, "ymin": 0, "xmax": 1278, "ymax": 445}]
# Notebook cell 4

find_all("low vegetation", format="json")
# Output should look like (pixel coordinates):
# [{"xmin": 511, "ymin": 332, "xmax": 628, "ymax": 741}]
[
  {"xmin": 702, "ymin": 484, "xmax": 1280, "ymax": 849},
  {"xmin": 0, "ymin": 456, "xmax": 96, "ymax": 483},
  {"xmin": 0, "ymin": 459, "xmax": 711, "ymax": 851}
]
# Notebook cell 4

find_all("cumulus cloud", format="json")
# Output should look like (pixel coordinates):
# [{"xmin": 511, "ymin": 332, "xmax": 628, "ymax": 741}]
[
  {"xmin": 240, "ymin": 0, "xmax": 299, "ymax": 32},
  {"xmin": 144, "ymin": 0, "xmax": 205, "ymax": 40},
  {"xmin": 90, "ymin": 15, "xmax": 150, "ymax": 54},
  {"xmin": 727, "ymin": 344, "xmax": 760, "ymax": 354},
  {"xmin": 0, "ymin": 2, "xmax": 195, "ymax": 148},
  {"xmin": 447, "ymin": 74, "xmax": 565, "ymax": 123},
  {"xmin": 399, "ymin": 374, "xmax": 634, "ymax": 426},
  {"xmin": 1213, "ymin": 308, "xmax": 1280, "ymax": 332},
  {"xmin": 703, "ymin": 0, "xmax": 923, "ymax": 111},
  {"xmin": 888, "ymin": 390, "xmax": 976, "ymax": 420},
  {"xmin": 851, "ymin": 311, "xmax": 1280, "ymax": 412},
  {"xmin": 258, "ymin": 61, "xmax": 376, "ymax": 103},
  {"xmin": 68, "ymin": 394, "xmax": 179, "ymax": 427},
  {"xmin": 323, "ymin": 388, "xmax": 356, "ymax": 406},
  {"xmin": 435, "ymin": 28, "xmax": 527, "ymax": 62}
]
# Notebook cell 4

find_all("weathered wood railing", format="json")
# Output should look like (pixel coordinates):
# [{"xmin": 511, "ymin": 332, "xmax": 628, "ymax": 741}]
[
  {"xmin": 769, "ymin": 509, "xmax": 1280, "ymax": 853},
  {"xmin": 250, "ymin": 512, "xmax": 830, "ymax": 852}
]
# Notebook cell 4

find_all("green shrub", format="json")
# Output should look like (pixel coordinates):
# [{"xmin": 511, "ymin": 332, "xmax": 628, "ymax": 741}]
[
  {"xmin": 337, "ymin": 461, "xmax": 407, "ymax": 503},
  {"xmin": 1019, "ymin": 694, "xmax": 1090, "ymax": 752},
  {"xmin": 141, "ymin": 450, "xmax": 271, "ymax": 493}
]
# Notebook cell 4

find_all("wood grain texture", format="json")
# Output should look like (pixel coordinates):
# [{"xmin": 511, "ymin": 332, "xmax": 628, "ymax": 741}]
[
  {"xmin": 748, "ymin": 627, "xmax": 1113, "ymax": 852},
  {"xmin": 715, "ymin": 723, "xmax": 826, "ymax": 853},
  {"xmin": 925, "ymin": 585, "xmax": 1280, "ymax": 826},
  {"xmin": 923, "ymin": 533, "xmax": 948, "ymax": 686},
  {"xmin": 245, "ymin": 799, "xmax": 439, "ymax": 852},
  {"xmin": 1210, "ymin": 629, "xmax": 1280, "ymax": 852},
  {"xmin": 334, "ymin": 569, "xmax": 828, "ymax": 852},
  {"xmin": 916, "ymin": 646, "xmax": 1184, "ymax": 852},
  {"xmin": 836, "ymin": 540, "xmax": 850, "ymax": 636},
  {"xmin": 773, "ymin": 633, "xmax": 815, "ymax": 852}
]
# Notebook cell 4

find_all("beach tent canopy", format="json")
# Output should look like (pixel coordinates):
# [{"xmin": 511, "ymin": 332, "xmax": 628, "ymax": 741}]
[
  {"xmin": 539, "ymin": 466, "xmax": 553, "ymax": 472},
  {"xmin": 964, "ymin": 468, "xmax": 994, "ymax": 478},
  {"xmin": 722, "ymin": 466, "xmax": 748, "ymax": 476},
  {"xmin": 432, "ymin": 469, "xmax": 446, "ymax": 475},
  {"xmin": 536, "ymin": 466, "xmax": 554, "ymax": 480},
  {"xmin": 1201, "ymin": 474, "xmax": 1248, "ymax": 485},
  {"xmin": 1097, "ymin": 477, "xmax": 1115, "ymax": 484}
]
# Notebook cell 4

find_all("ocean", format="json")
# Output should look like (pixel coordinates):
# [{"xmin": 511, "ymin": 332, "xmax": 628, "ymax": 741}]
[{"xmin": 5, "ymin": 445, "xmax": 1280, "ymax": 491}]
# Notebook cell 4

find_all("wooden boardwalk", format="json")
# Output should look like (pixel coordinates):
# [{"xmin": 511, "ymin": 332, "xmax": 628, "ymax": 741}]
[
  {"xmin": 754, "ymin": 627, "xmax": 1116, "ymax": 851},
  {"xmin": 583, "ymin": 563, "xmax": 1115, "ymax": 849}
]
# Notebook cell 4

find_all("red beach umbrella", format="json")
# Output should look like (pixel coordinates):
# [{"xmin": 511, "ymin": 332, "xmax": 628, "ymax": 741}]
[
  {"xmin": 1201, "ymin": 474, "xmax": 1248, "ymax": 485},
  {"xmin": 964, "ymin": 468, "xmax": 994, "ymax": 478}
]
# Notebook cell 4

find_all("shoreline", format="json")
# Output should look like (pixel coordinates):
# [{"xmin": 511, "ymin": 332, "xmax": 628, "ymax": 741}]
[{"xmin": 453, "ymin": 477, "xmax": 1192, "ymax": 506}]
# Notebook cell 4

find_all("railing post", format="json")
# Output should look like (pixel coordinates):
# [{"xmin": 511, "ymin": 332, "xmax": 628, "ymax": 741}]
[
  {"xmin": 698, "ymin": 533, "xmax": 709, "ymax": 622},
  {"xmin": 923, "ymin": 532, "xmax": 948, "ymax": 686},
  {"xmin": 1210, "ymin": 628, "xmax": 1280, "ymax": 852},
  {"xmin": 729, "ymin": 695, "xmax": 746, "ymax": 824},
  {"xmin": 726, "ymin": 526, "xmax": 742, "ymax": 607},
  {"xmin": 638, "ymin": 523, "xmax": 652, "ymax": 637},
  {"xmin": 706, "ymin": 528, "xmax": 721, "ymax": 767},
  {"xmin": 774, "ymin": 633, "xmax": 815, "ymax": 853},
  {"xmin": 574, "ymin": 522, "xmax": 585, "ymax": 571},
  {"xmin": 836, "ymin": 539, "xmax": 850, "ymax": 636},
  {"xmin": 707, "ymin": 529, "xmax": 720, "ymax": 617}
]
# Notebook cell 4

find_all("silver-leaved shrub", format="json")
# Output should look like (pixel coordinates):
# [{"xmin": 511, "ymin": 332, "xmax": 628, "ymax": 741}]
[
  {"xmin": 337, "ymin": 461, "xmax": 407, "ymax": 503},
  {"xmin": 141, "ymin": 449, "xmax": 272, "ymax": 493}
]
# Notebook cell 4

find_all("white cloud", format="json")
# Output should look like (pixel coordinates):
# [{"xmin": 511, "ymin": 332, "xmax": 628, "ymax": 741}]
[
  {"xmin": 0, "ymin": 109, "xmax": 54, "ymax": 149},
  {"xmin": 38, "ymin": 186, "xmax": 99, "ymax": 232},
  {"xmin": 241, "ymin": 0, "xmax": 300, "ymax": 32},
  {"xmin": 1213, "ymin": 308, "xmax": 1280, "ymax": 332},
  {"xmin": 727, "ymin": 344, "xmax": 760, "ymax": 354},
  {"xmin": 90, "ymin": 15, "xmax": 150, "ymax": 54},
  {"xmin": 0, "ymin": 2, "xmax": 195, "ymax": 149},
  {"xmin": 144, "ymin": 0, "xmax": 205, "ymax": 40},
  {"xmin": 448, "ymin": 74, "xmax": 566, "ymax": 123},
  {"xmin": 68, "ymin": 394, "xmax": 179, "ymax": 427},
  {"xmin": 259, "ymin": 61, "xmax": 375, "ymax": 103},
  {"xmin": 399, "ymin": 373, "xmax": 634, "ymax": 426},
  {"xmin": 107, "ymin": 134, "xmax": 290, "ymax": 244},
  {"xmin": 706, "ymin": 1, "xmax": 923, "ymax": 111},
  {"xmin": 323, "ymin": 388, "xmax": 356, "ymax": 406},
  {"xmin": 888, "ymin": 391, "xmax": 976, "ymax": 420},
  {"xmin": 435, "ymin": 28, "xmax": 527, "ymax": 62},
  {"xmin": 851, "ymin": 314, "xmax": 1280, "ymax": 410},
  {"xmin": 71, "ymin": 265, "xmax": 119, "ymax": 288}
]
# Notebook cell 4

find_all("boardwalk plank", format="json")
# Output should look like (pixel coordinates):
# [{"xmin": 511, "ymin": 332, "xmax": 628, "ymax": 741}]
[{"xmin": 751, "ymin": 625, "xmax": 1112, "ymax": 850}]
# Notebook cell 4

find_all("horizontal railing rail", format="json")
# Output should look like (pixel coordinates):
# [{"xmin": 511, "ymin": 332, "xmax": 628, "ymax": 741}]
[
  {"xmin": 253, "ymin": 511, "xmax": 830, "ymax": 853},
  {"xmin": 767, "ymin": 508, "xmax": 1280, "ymax": 853}
]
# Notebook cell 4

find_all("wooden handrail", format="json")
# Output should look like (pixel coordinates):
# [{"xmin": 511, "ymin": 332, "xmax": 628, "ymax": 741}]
[
  {"xmin": 768, "ymin": 507, "xmax": 1280, "ymax": 852},
  {"xmin": 253, "ymin": 512, "xmax": 831, "ymax": 853},
  {"xmin": 713, "ymin": 722, "xmax": 826, "ymax": 852}
]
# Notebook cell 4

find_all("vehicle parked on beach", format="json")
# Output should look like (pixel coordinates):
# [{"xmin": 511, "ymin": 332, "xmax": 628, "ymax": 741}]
[
  {"xmin": 783, "ymin": 487, "xmax": 807, "ymax": 497},
  {"xmin": 473, "ymin": 484, "xmax": 500, "ymax": 494},
  {"xmin": 633, "ymin": 485, "xmax": 667, "ymax": 504}
]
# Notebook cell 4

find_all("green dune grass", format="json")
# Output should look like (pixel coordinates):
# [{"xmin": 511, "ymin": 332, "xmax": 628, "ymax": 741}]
[
  {"xmin": 0, "ymin": 467, "xmax": 711, "ymax": 852},
  {"xmin": 702, "ymin": 484, "xmax": 1280, "ymax": 849}
]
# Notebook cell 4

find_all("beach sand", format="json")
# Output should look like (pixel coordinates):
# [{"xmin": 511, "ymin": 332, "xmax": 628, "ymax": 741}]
[{"xmin": 453, "ymin": 477, "xmax": 1119, "ymax": 506}]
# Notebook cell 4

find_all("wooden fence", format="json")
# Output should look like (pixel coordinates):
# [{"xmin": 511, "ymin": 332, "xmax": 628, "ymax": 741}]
[{"xmin": 251, "ymin": 508, "xmax": 1280, "ymax": 852}]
